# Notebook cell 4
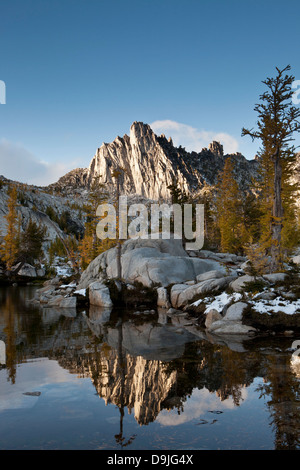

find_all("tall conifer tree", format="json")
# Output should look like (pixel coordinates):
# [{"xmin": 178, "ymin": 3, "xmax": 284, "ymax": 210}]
[
  {"xmin": 242, "ymin": 65, "xmax": 300, "ymax": 271},
  {"xmin": 78, "ymin": 176, "xmax": 110, "ymax": 269},
  {"xmin": 0, "ymin": 186, "xmax": 20, "ymax": 270},
  {"xmin": 215, "ymin": 158, "xmax": 247, "ymax": 254}
]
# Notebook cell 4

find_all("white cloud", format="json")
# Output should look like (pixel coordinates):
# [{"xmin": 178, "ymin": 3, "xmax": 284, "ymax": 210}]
[
  {"xmin": 0, "ymin": 139, "xmax": 77, "ymax": 186},
  {"xmin": 156, "ymin": 387, "xmax": 247, "ymax": 427},
  {"xmin": 0, "ymin": 358, "xmax": 78, "ymax": 411},
  {"xmin": 150, "ymin": 120, "xmax": 239, "ymax": 154}
]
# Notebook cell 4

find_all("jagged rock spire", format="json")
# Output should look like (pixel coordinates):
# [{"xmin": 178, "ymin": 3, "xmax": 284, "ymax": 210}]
[{"xmin": 209, "ymin": 141, "xmax": 224, "ymax": 157}]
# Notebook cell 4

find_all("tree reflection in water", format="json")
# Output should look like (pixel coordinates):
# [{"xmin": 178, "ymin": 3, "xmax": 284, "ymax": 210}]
[
  {"xmin": 0, "ymin": 285, "xmax": 300, "ymax": 449},
  {"xmin": 114, "ymin": 317, "xmax": 136, "ymax": 449},
  {"xmin": 256, "ymin": 354, "xmax": 300, "ymax": 449}
]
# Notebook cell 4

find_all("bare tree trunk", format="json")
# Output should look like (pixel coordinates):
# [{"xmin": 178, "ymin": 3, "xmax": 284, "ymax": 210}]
[
  {"xmin": 116, "ymin": 174, "xmax": 122, "ymax": 280},
  {"xmin": 270, "ymin": 150, "xmax": 283, "ymax": 272}
]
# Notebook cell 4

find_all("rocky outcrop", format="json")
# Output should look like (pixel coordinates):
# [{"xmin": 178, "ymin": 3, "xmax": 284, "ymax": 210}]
[
  {"xmin": 209, "ymin": 141, "xmax": 224, "ymax": 157},
  {"xmin": 0, "ymin": 177, "xmax": 85, "ymax": 251},
  {"xmin": 206, "ymin": 302, "xmax": 257, "ymax": 336},
  {"xmin": 11, "ymin": 262, "xmax": 45, "ymax": 278},
  {"xmin": 31, "ymin": 279, "xmax": 79, "ymax": 309},
  {"xmin": 157, "ymin": 287, "xmax": 171, "ymax": 309},
  {"xmin": 47, "ymin": 167, "xmax": 90, "ymax": 194},
  {"xmin": 170, "ymin": 275, "xmax": 236, "ymax": 309},
  {"xmin": 88, "ymin": 281, "xmax": 113, "ymax": 308},
  {"xmin": 77, "ymin": 238, "xmax": 226, "ymax": 289},
  {"xmin": 229, "ymin": 275, "xmax": 257, "ymax": 292}
]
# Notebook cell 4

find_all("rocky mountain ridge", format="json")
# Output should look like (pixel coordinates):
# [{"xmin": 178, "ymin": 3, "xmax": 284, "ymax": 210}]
[
  {"xmin": 1, "ymin": 121, "xmax": 299, "ymax": 255},
  {"xmin": 50, "ymin": 121, "xmax": 260, "ymax": 200}
]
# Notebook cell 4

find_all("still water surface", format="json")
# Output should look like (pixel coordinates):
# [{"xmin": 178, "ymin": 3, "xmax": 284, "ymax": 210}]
[{"xmin": 0, "ymin": 286, "xmax": 299, "ymax": 450}]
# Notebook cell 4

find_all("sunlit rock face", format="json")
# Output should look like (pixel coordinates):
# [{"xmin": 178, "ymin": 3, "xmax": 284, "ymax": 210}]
[
  {"xmin": 91, "ymin": 346, "xmax": 178, "ymax": 426},
  {"xmin": 58, "ymin": 121, "xmax": 259, "ymax": 201},
  {"xmin": 87, "ymin": 121, "xmax": 191, "ymax": 200},
  {"xmin": 83, "ymin": 311, "xmax": 199, "ymax": 425},
  {"xmin": 209, "ymin": 141, "xmax": 224, "ymax": 157}
]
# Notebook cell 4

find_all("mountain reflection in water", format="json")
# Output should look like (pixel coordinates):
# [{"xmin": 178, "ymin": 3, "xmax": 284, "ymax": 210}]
[{"xmin": 0, "ymin": 286, "xmax": 300, "ymax": 450}]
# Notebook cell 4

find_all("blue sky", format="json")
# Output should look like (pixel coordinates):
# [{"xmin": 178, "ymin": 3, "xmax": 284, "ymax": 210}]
[{"xmin": 1, "ymin": 0, "xmax": 300, "ymax": 185}]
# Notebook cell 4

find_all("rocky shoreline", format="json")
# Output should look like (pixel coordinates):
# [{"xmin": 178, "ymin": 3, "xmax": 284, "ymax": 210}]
[{"xmin": 26, "ymin": 238, "xmax": 300, "ymax": 339}]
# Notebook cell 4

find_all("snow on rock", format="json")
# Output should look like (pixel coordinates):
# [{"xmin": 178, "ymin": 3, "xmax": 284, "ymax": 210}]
[
  {"xmin": 249, "ymin": 297, "xmax": 300, "ymax": 315},
  {"xmin": 191, "ymin": 292, "xmax": 242, "ymax": 313},
  {"xmin": 191, "ymin": 287, "xmax": 300, "ymax": 317},
  {"xmin": 74, "ymin": 288, "xmax": 86, "ymax": 296},
  {"xmin": 61, "ymin": 282, "xmax": 77, "ymax": 288}
]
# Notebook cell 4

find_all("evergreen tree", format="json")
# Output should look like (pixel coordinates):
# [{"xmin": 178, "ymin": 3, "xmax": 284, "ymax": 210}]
[
  {"xmin": 167, "ymin": 175, "xmax": 193, "ymax": 244},
  {"xmin": 18, "ymin": 218, "xmax": 47, "ymax": 265},
  {"xmin": 78, "ymin": 176, "xmax": 112, "ymax": 270},
  {"xmin": 196, "ymin": 185, "xmax": 220, "ymax": 250},
  {"xmin": 215, "ymin": 158, "xmax": 248, "ymax": 254},
  {"xmin": 242, "ymin": 65, "xmax": 300, "ymax": 271},
  {"xmin": 0, "ymin": 186, "xmax": 20, "ymax": 270},
  {"xmin": 242, "ymin": 191, "xmax": 264, "ymax": 244},
  {"xmin": 167, "ymin": 177, "xmax": 189, "ymax": 206}
]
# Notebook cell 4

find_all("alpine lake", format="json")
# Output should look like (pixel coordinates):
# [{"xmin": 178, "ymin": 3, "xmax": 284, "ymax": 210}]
[{"xmin": 0, "ymin": 284, "xmax": 300, "ymax": 451}]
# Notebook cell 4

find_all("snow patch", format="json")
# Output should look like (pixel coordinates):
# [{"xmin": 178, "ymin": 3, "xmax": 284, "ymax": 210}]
[
  {"xmin": 191, "ymin": 292, "xmax": 242, "ymax": 313},
  {"xmin": 250, "ymin": 297, "xmax": 300, "ymax": 315},
  {"xmin": 54, "ymin": 265, "xmax": 72, "ymax": 276},
  {"xmin": 74, "ymin": 288, "xmax": 86, "ymax": 296},
  {"xmin": 191, "ymin": 290, "xmax": 300, "ymax": 316}
]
